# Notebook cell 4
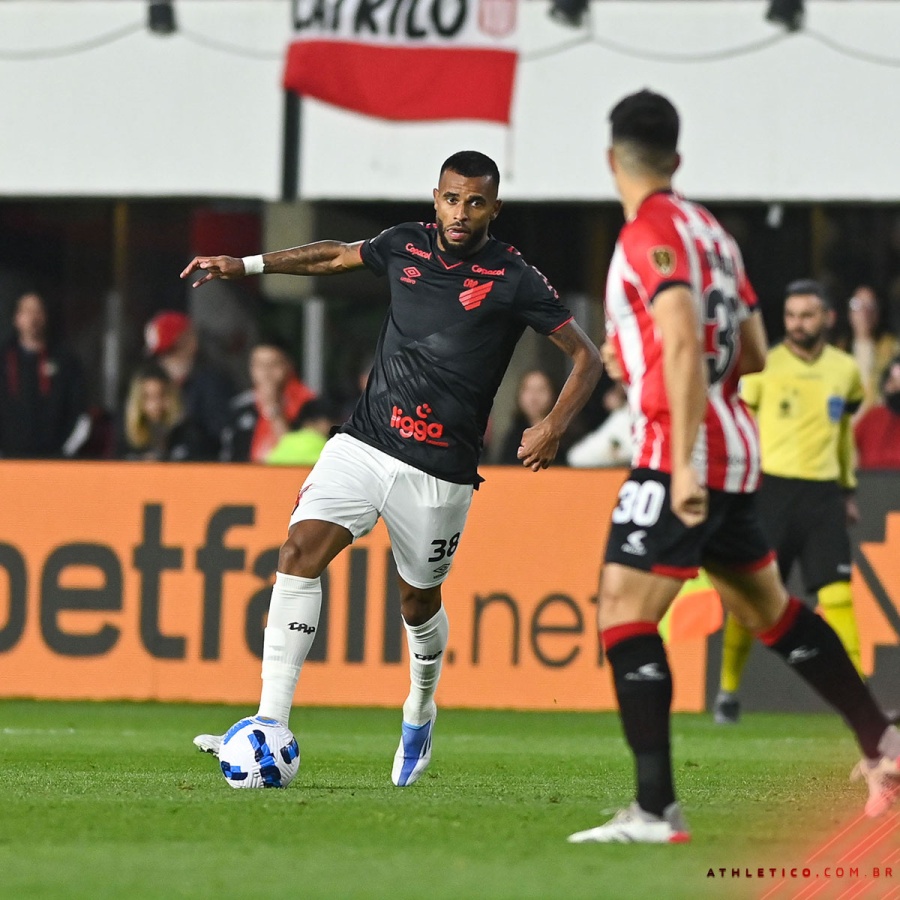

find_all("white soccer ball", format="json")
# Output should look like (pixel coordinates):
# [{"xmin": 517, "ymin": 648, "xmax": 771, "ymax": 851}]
[{"xmin": 218, "ymin": 716, "xmax": 300, "ymax": 789}]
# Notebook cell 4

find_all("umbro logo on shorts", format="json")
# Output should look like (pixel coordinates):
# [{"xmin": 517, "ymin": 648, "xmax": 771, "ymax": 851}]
[{"xmin": 292, "ymin": 483, "xmax": 313, "ymax": 513}]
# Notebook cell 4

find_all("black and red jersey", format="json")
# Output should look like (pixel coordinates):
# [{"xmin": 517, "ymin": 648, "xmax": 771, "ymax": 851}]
[{"xmin": 340, "ymin": 222, "xmax": 572, "ymax": 485}]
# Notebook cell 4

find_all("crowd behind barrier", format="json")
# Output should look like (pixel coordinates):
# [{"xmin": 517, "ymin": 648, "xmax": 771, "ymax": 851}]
[{"xmin": 5, "ymin": 281, "xmax": 900, "ymax": 471}]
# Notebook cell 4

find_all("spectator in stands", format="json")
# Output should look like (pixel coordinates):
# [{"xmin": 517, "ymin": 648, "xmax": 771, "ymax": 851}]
[
  {"xmin": 118, "ymin": 362, "xmax": 203, "ymax": 461},
  {"xmin": 567, "ymin": 382, "xmax": 633, "ymax": 467},
  {"xmin": 855, "ymin": 354, "xmax": 900, "ymax": 470},
  {"xmin": 144, "ymin": 310, "xmax": 233, "ymax": 459},
  {"xmin": 0, "ymin": 290, "xmax": 89, "ymax": 458},
  {"xmin": 267, "ymin": 398, "xmax": 338, "ymax": 467},
  {"xmin": 496, "ymin": 369, "xmax": 567, "ymax": 465},
  {"xmin": 221, "ymin": 338, "xmax": 316, "ymax": 462},
  {"xmin": 840, "ymin": 286, "xmax": 899, "ymax": 415}
]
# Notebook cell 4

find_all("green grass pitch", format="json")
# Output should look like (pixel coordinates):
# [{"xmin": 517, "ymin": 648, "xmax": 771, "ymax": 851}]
[{"xmin": 0, "ymin": 701, "xmax": 893, "ymax": 899}]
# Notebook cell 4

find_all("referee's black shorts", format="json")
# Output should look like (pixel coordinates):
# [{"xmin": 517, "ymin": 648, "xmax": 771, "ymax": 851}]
[
  {"xmin": 755, "ymin": 474, "xmax": 852, "ymax": 592},
  {"xmin": 603, "ymin": 468, "xmax": 774, "ymax": 579}
]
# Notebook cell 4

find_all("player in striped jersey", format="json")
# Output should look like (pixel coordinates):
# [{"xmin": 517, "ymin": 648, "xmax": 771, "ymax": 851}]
[{"xmin": 568, "ymin": 90, "xmax": 900, "ymax": 845}]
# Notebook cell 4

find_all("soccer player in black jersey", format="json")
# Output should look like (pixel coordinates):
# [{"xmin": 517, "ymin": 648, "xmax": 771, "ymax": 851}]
[{"xmin": 181, "ymin": 151, "xmax": 602, "ymax": 785}]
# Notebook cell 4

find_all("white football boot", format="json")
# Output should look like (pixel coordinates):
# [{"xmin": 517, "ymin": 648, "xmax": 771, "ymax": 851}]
[
  {"xmin": 567, "ymin": 802, "xmax": 691, "ymax": 844},
  {"xmin": 193, "ymin": 733, "xmax": 224, "ymax": 757},
  {"xmin": 391, "ymin": 707, "xmax": 436, "ymax": 787},
  {"xmin": 850, "ymin": 755, "xmax": 900, "ymax": 817}
]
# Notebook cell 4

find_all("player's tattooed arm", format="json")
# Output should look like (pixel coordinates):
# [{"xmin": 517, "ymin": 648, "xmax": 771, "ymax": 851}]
[
  {"xmin": 517, "ymin": 321, "xmax": 602, "ymax": 471},
  {"xmin": 181, "ymin": 241, "xmax": 365, "ymax": 287}
]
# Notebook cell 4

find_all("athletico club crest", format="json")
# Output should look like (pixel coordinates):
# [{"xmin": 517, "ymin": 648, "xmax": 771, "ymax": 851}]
[
  {"xmin": 459, "ymin": 279, "xmax": 494, "ymax": 310},
  {"xmin": 650, "ymin": 246, "xmax": 677, "ymax": 277},
  {"xmin": 478, "ymin": 0, "xmax": 517, "ymax": 38}
]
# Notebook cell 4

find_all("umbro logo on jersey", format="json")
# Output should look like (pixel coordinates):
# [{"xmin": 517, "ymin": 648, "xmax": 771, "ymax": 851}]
[
  {"xmin": 787, "ymin": 646, "xmax": 819, "ymax": 665},
  {"xmin": 621, "ymin": 530, "xmax": 647, "ymax": 556},
  {"xmin": 624, "ymin": 663, "xmax": 666, "ymax": 681},
  {"xmin": 459, "ymin": 279, "xmax": 493, "ymax": 310},
  {"xmin": 401, "ymin": 266, "xmax": 421, "ymax": 285}
]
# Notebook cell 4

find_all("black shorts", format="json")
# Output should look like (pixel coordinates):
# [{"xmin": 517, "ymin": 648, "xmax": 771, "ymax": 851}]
[
  {"xmin": 603, "ymin": 468, "xmax": 774, "ymax": 578},
  {"xmin": 755, "ymin": 474, "xmax": 852, "ymax": 591}
]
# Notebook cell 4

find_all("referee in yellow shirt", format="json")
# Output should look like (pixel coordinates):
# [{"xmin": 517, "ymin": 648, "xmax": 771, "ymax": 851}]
[{"xmin": 714, "ymin": 279, "xmax": 865, "ymax": 724}]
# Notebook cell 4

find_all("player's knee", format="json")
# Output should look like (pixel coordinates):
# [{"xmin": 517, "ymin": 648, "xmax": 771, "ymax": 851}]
[
  {"xmin": 399, "ymin": 585, "xmax": 441, "ymax": 626},
  {"xmin": 597, "ymin": 575, "xmax": 639, "ymax": 628},
  {"xmin": 727, "ymin": 605, "xmax": 767, "ymax": 633},
  {"xmin": 277, "ymin": 536, "xmax": 322, "ymax": 579}
]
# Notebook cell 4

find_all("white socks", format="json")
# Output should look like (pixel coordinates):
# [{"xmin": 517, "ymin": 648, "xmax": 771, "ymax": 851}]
[
  {"xmin": 257, "ymin": 572, "xmax": 322, "ymax": 727},
  {"xmin": 402, "ymin": 606, "xmax": 449, "ymax": 726},
  {"xmin": 255, "ymin": 577, "xmax": 448, "ymax": 732}
]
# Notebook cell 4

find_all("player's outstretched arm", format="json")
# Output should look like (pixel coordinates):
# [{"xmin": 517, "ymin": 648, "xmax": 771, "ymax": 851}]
[
  {"xmin": 517, "ymin": 320, "xmax": 602, "ymax": 471},
  {"xmin": 180, "ymin": 241, "xmax": 365, "ymax": 288}
]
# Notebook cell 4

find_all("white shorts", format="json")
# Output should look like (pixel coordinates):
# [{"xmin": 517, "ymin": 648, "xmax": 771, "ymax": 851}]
[{"xmin": 289, "ymin": 433, "xmax": 474, "ymax": 589}]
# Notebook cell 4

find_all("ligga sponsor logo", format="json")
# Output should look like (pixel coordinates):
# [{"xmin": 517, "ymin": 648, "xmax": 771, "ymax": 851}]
[{"xmin": 390, "ymin": 403, "xmax": 448, "ymax": 447}]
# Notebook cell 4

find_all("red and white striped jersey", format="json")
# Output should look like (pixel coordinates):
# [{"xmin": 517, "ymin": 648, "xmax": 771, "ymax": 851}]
[{"xmin": 605, "ymin": 191, "xmax": 761, "ymax": 493}]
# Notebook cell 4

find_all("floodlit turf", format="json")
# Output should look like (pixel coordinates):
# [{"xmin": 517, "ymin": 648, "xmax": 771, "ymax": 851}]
[{"xmin": 0, "ymin": 701, "xmax": 893, "ymax": 900}]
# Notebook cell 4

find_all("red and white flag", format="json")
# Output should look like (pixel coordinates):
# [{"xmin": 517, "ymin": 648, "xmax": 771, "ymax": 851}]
[{"xmin": 284, "ymin": 0, "xmax": 519, "ymax": 124}]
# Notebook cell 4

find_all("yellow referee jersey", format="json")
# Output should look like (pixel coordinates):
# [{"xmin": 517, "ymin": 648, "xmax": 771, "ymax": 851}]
[{"xmin": 740, "ymin": 343, "xmax": 863, "ymax": 488}]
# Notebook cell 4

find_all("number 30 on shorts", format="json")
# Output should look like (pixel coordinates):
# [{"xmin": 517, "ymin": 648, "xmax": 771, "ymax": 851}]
[
  {"xmin": 612, "ymin": 480, "xmax": 665, "ymax": 526},
  {"xmin": 428, "ymin": 532, "xmax": 461, "ymax": 562}
]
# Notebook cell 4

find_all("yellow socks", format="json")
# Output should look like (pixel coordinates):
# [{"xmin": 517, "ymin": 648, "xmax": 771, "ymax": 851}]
[
  {"xmin": 817, "ymin": 581, "xmax": 863, "ymax": 677},
  {"xmin": 719, "ymin": 613, "xmax": 754, "ymax": 694}
]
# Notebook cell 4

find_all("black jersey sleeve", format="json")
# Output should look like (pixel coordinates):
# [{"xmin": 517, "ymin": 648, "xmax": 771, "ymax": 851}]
[
  {"xmin": 359, "ymin": 226, "xmax": 397, "ymax": 277},
  {"xmin": 512, "ymin": 264, "xmax": 573, "ymax": 335}
]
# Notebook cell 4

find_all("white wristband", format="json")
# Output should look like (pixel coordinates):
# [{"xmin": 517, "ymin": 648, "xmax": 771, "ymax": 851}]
[{"xmin": 242, "ymin": 254, "xmax": 264, "ymax": 276}]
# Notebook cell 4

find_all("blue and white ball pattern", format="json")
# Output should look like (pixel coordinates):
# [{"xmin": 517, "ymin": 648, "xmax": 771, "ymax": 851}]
[{"xmin": 218, "ymin": 716, "xmax": 300, "ymax": 789}]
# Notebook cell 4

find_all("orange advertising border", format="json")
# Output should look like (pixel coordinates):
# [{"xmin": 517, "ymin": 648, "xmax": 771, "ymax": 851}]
[
  {"xmin": 0, "ymin": 462, "xmax": 710, "ymax": 711},
  {"xmin": 8, "ymin": 464, "xmax": 898, "ymax": 712}
]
